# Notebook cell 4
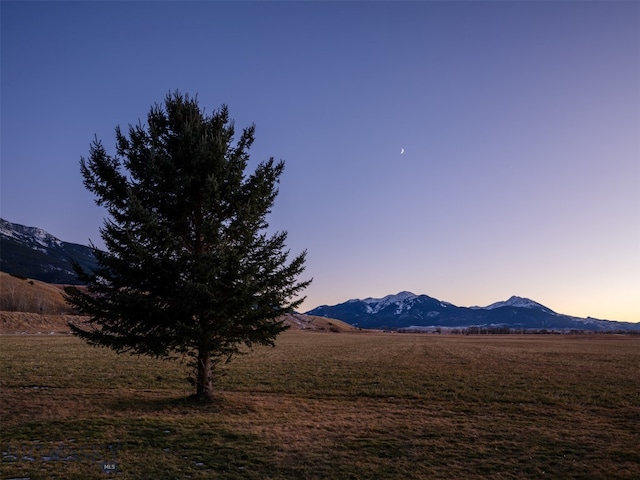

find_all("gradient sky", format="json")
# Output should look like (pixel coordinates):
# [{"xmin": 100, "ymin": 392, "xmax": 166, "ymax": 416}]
[{"xmin": 1, "ymin": 1, "xmax": 639, "ymax": 322}]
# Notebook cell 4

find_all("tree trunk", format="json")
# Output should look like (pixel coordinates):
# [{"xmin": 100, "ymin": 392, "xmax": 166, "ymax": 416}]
[{"xmin": 195, "ymin": 346, "xmax": 214, "ymax": 402}]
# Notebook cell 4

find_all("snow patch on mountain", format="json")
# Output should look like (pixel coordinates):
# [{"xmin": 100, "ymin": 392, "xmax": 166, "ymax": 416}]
[
  {"xmin": 1, "ymin": 218, "xmax": 62, "ymax": 249},
  {"xmin": 362, "ymin": 291, "xmax": 416, "ymax": 304},
  {"xmin": 1, "ymin": 218, "xmax": 98, "ymax": 284},
  {"xmin": 361, "ymin": 291, "xmax": 417, "ymax": 315}
]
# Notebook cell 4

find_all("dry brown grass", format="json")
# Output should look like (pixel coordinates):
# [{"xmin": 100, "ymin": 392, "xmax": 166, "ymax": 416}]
[
  {"xmin": 1, "ymin": 332, "xmax": 639, "ymax": 479},
  {"xmin": 0, "ymin": 272, "xmax": 352, "ymax": 334},
  {"xmin": 0, "ymin": 312, "xmax": 82, "ymax": 334},
  {"xmin": 0, "ymin": 272, "xmax": 85, "ymax": 333},
  {"xmin": 0, "ymin": 272, "xmax": 74, "ymax": 315},
  {"xmin": 281, "ymin": 313, "xmax": 359, "ymax": 332}
]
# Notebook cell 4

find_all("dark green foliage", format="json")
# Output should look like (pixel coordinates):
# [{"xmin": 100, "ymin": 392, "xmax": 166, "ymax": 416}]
[{"xmin": 65, "ymin": 91, "xmax": 310, "ymax": 401}]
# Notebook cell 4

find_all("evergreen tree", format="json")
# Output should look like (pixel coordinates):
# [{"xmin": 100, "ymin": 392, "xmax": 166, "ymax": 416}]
[{"xmin": 65, "ymin": 91, "xmax": 311, "ymax": 402}]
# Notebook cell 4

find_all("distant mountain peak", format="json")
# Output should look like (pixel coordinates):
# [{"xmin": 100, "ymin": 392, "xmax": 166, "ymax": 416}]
[
  {"xmin": 484, "ymin": 296, "xmax": 555, "ymax": 313},
  {"xmin": 0, "ymin": 218, "xmax": 97, "ymax": 284},
  {"xmin": 358, "ymin": 291, "xmax": 418, "ymax": 315},
  {"xmin": 362, "ymin": 291, "xmax": 416, "ymax": 304},
  {"xmin": 0, "ymin": 218, "xmax": 62, "ymax": 249}
]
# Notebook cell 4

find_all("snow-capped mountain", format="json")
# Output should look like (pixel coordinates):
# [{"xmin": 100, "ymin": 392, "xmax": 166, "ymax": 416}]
[
  {"xmin": 306, "ymin": 292, "xmax": 639, "ymax": 332},
  {"xmin": 481, "ymin": 296, "xmax": 556, "ymax": 314},
  {"xmin": 0, "ymin": 218, "xmax": 98, "ymax": 284},
  {"xmin": 0, "ymin": 219, "xmax": 63, "ymax": 250},
  {"xmin": 363, "ymin": 291, "xmax": 416, "ymax": 305},
  {"xmin": 310, "ymin": 292, "xmax": 458, "ymax": 330}
]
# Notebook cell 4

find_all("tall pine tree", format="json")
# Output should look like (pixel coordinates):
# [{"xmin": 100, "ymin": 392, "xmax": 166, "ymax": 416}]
[{"xmin": 65, "ymin": 91, "xmax": 311, "ymax": 402}]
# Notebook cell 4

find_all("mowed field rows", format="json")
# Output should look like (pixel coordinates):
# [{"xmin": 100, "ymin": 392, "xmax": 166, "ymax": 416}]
[{"xmin": 1, "ymin": 332, "xmax": 639, "ymax": 479}]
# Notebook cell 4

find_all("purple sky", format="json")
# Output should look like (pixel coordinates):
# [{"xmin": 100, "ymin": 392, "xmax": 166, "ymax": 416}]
[{"xmin": 1, "ymin": 1, "xmax": 638, "ymax": 322}]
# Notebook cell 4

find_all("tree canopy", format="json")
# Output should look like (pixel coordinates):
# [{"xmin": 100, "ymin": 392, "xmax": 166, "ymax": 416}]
[{"xmin": 65, "ymin": 91, "xmax": 311, "ymax": 402}]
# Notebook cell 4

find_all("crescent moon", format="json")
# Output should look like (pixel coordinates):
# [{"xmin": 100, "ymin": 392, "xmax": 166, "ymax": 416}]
[{"xmin": 400, "ymin": 148, "xmax": 404, "ymax": 154}]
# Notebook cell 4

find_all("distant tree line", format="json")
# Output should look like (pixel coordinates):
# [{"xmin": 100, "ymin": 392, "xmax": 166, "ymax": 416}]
[{"xmin": 396, "ymin": 327, "xmax": 639, "ymax": 335}]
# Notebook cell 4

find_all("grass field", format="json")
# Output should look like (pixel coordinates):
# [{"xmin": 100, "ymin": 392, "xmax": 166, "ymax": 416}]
[{"xmin": 1, "ymin": 332, "xmax": 639, "ymax": 479}]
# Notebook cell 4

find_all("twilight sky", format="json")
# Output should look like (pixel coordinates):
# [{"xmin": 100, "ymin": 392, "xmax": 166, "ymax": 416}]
[{"xmin": 1, "ymin": 1, "xmax": 638, "ymax": 322}]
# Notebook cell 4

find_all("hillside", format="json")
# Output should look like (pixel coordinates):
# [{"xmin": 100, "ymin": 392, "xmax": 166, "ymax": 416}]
[
  {"xmin": 0, "ymin": 218, "xmax": 97, "ymax": 284},
  {"xmin": 281, "ymin": 314, "xmax": 359, "ymax": 333},
  {"xmin": 0, "ymin": 272, "xmax": 355, "ymax": 334},
  {"xmin": 0, "ymin": 272, "xmax": 76, "ymax": 315},
  {"xmin": 0, "ymin": 220, "xmax": 360, "ymax": 334},
  {"xmin": 0, "ymin": 272, "xmax": 81, "ymax": 334}
]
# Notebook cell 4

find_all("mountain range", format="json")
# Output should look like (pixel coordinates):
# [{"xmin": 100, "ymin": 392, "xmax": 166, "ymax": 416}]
[
  {"xmin": 0, "ymin": 218, "xmax": 97, "ymax": 284},
  {"xmin": 2, "ymin": 218, "xmax": 637, "ymax": 333},
  {"xmin": 305, "ymin": 292, "xmax": 640, "ymax": 332}
]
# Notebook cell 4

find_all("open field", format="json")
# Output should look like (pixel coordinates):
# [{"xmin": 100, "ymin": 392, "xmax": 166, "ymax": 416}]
[{"xmin": 1, "ymin": 332, "xmax": 639, "ymax": 479}]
